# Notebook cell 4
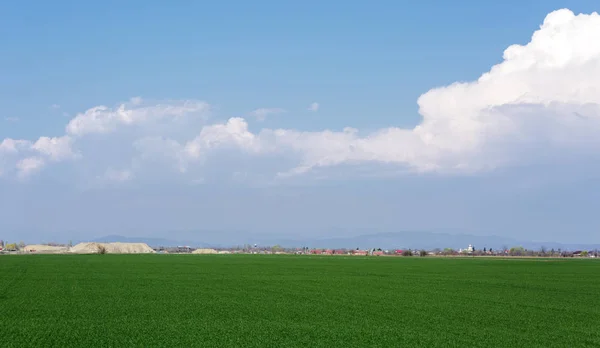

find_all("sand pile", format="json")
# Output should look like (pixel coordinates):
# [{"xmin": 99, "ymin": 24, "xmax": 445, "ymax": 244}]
[
  {"xmin": 70, "ymin": 242, "xmax": 155, "ymax": 254},
  {"xmin": 192, "ymin": 248, "xmax": 218, "ymax": 254},
  {"xmin": 23, "ymin": 245, "xmax": 69, "ymax": 253}
]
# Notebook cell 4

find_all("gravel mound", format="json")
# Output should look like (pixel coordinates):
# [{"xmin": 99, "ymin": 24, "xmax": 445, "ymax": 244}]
[
  {"xmin": 70, "ymin": 242, "xmax": 155, "ymax": 254},
  {"xmin": 192, "ymin": 248, "xmax": 218, "ymax": 254},
  {"xmin": 24, "ymin": 245, "xmax": 69, "ymax": 253}
]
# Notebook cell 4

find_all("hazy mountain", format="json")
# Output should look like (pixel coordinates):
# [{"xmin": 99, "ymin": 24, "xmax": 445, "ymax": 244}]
[
  {"xmin": 292, "ymin": 232, "xmax": 600, "ymax": 251},
  {"xmin": 88, "ymin": 231, "xmax": 600, "ymax": 251}
]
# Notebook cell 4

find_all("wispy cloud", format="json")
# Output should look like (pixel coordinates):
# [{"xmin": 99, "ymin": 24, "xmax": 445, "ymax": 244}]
[
  {"xmin": 250, "ymin": 108, "xmax": 286, "ymax": 122},
  {"xmin": 50, "ymin": 104, "xmax": 61, "ymax": 109},
  {"xmin": 4, "ymin": 117, "xmax": 19, "ymax": 122},
  {"xmin": 308, "ymin": 102, "xmax": 319, "ymax": 112}
]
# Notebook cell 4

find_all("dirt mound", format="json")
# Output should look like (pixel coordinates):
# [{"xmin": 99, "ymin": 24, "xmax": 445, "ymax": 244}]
[
  {"xmin": 192, "ymin": 248, "xmax": 218, "ymax": 254},
  {"xmin": 70, "ymin": 242, "xmax": 155, "ymax": 254},
  {"xmin": 24, "ymin": 245, "xmax": 69, "ymax": 253}
]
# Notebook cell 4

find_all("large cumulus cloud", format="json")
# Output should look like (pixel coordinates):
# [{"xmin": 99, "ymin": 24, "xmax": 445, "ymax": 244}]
[{"xmin": 2, "ymin": 9, "xmax": 600, "ymax": 182}]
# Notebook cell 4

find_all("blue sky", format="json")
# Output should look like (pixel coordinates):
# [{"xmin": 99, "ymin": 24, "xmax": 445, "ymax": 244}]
[{"xmin": 1, "ymin": 1, "xmax": 600, "ymax": 244}]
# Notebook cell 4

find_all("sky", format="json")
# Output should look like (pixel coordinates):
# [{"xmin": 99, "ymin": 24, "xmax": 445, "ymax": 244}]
[{"xmin": 1, "ymin": 1, "xmax": 600, "ymax": 244}]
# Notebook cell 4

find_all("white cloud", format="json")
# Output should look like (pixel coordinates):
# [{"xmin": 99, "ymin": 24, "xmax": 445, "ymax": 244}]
[
  {"xmin": 16, "ymin": 157, "xmax": 45, "ymax": 178},
  {"xmin": 50, "ymin": 104, "xmax": 61, "ymax": 109},
  {"xmin": 268, "ymin": 8, "xmax": 600, "ymax": 174},
  {"xmin": 184, "ymin": 118, "xmax": 261, "ymax": 159},
  {"xmin": 250, "ymin": 108, "xmax": 285, "ymax": 122},
  {"xmin": 0, "ymin": 139, "xmax": 31, "ymax": 177},
  {"xmin": 32, "ymin": 136, "xmax": 77, "ymax": 161},
  {"xmin": 0, "ymin": 139, "xmax": 31, "ymax": 153},
  {"xmin": 308, "ymin": 102, "xmax": 319, "ymax": 112},
  {"xmin": 66, "ymin": 98, "xmax": 210, "ymax": 136},
  {"xmin": 0, "ymin": 137, "xmax": 77, "ymax": 177},
  {"xmin": 176, "ymin": 9, "xmax": 600, "ymax": 176},
  {"xmin": 133, "ymin": 136, "xmax": 188, "ymax": 173},
  {"xmin": 4, "ymin": 117, "xmax": 19, "ymax": 122},
  {"xmin": 0, "ymin": 98, "xmax": 211, "ymax": 179},
  {"xmin": 1, "ymin": 9, "xmax": 600, "ymax": 182}
]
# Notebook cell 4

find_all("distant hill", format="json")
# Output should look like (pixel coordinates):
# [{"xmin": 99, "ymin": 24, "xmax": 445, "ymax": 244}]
[
  {"xmin": 289, "ymin": 232, "xmax": 600, "ymax": 251},
  {"xmin": 87, "ymin": 231, "xmax": 600, "ymax": 251}
]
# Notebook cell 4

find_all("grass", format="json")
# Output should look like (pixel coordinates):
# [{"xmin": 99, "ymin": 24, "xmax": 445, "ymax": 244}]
[{"xmin": 0, "ymin": 255, "xmax": 599, "ymax": 347}]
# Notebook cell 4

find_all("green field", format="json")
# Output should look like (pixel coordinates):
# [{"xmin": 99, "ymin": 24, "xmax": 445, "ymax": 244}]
[{"xmin": 1, "ymin": 255, "xmax": 599, "ymax": 347}]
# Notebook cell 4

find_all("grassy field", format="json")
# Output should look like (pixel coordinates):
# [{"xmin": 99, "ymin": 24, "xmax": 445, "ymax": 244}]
[{"xmin": 0, "ymin": 255, "xmax": 599, "ymax": 347}]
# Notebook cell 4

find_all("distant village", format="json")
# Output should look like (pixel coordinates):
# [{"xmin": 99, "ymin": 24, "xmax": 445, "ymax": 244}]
[
  {"xmin": 159, "ymin": 244, "xmax": 598, "ymax": 258},
  {"xmin": 0, "ymin": 240, "xmax": 598, "ymax": 258}
]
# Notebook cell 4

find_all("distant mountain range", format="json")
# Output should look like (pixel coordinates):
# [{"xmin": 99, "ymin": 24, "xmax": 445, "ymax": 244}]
[{"xmin": 88, "ymin": 232, "xmax": 600, "ymax": 251}]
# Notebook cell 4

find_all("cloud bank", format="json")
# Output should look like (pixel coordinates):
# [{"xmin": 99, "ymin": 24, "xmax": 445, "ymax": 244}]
[{"xmin": 2, "ymin": 9, "xmax": 600, "ymax": 182}]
